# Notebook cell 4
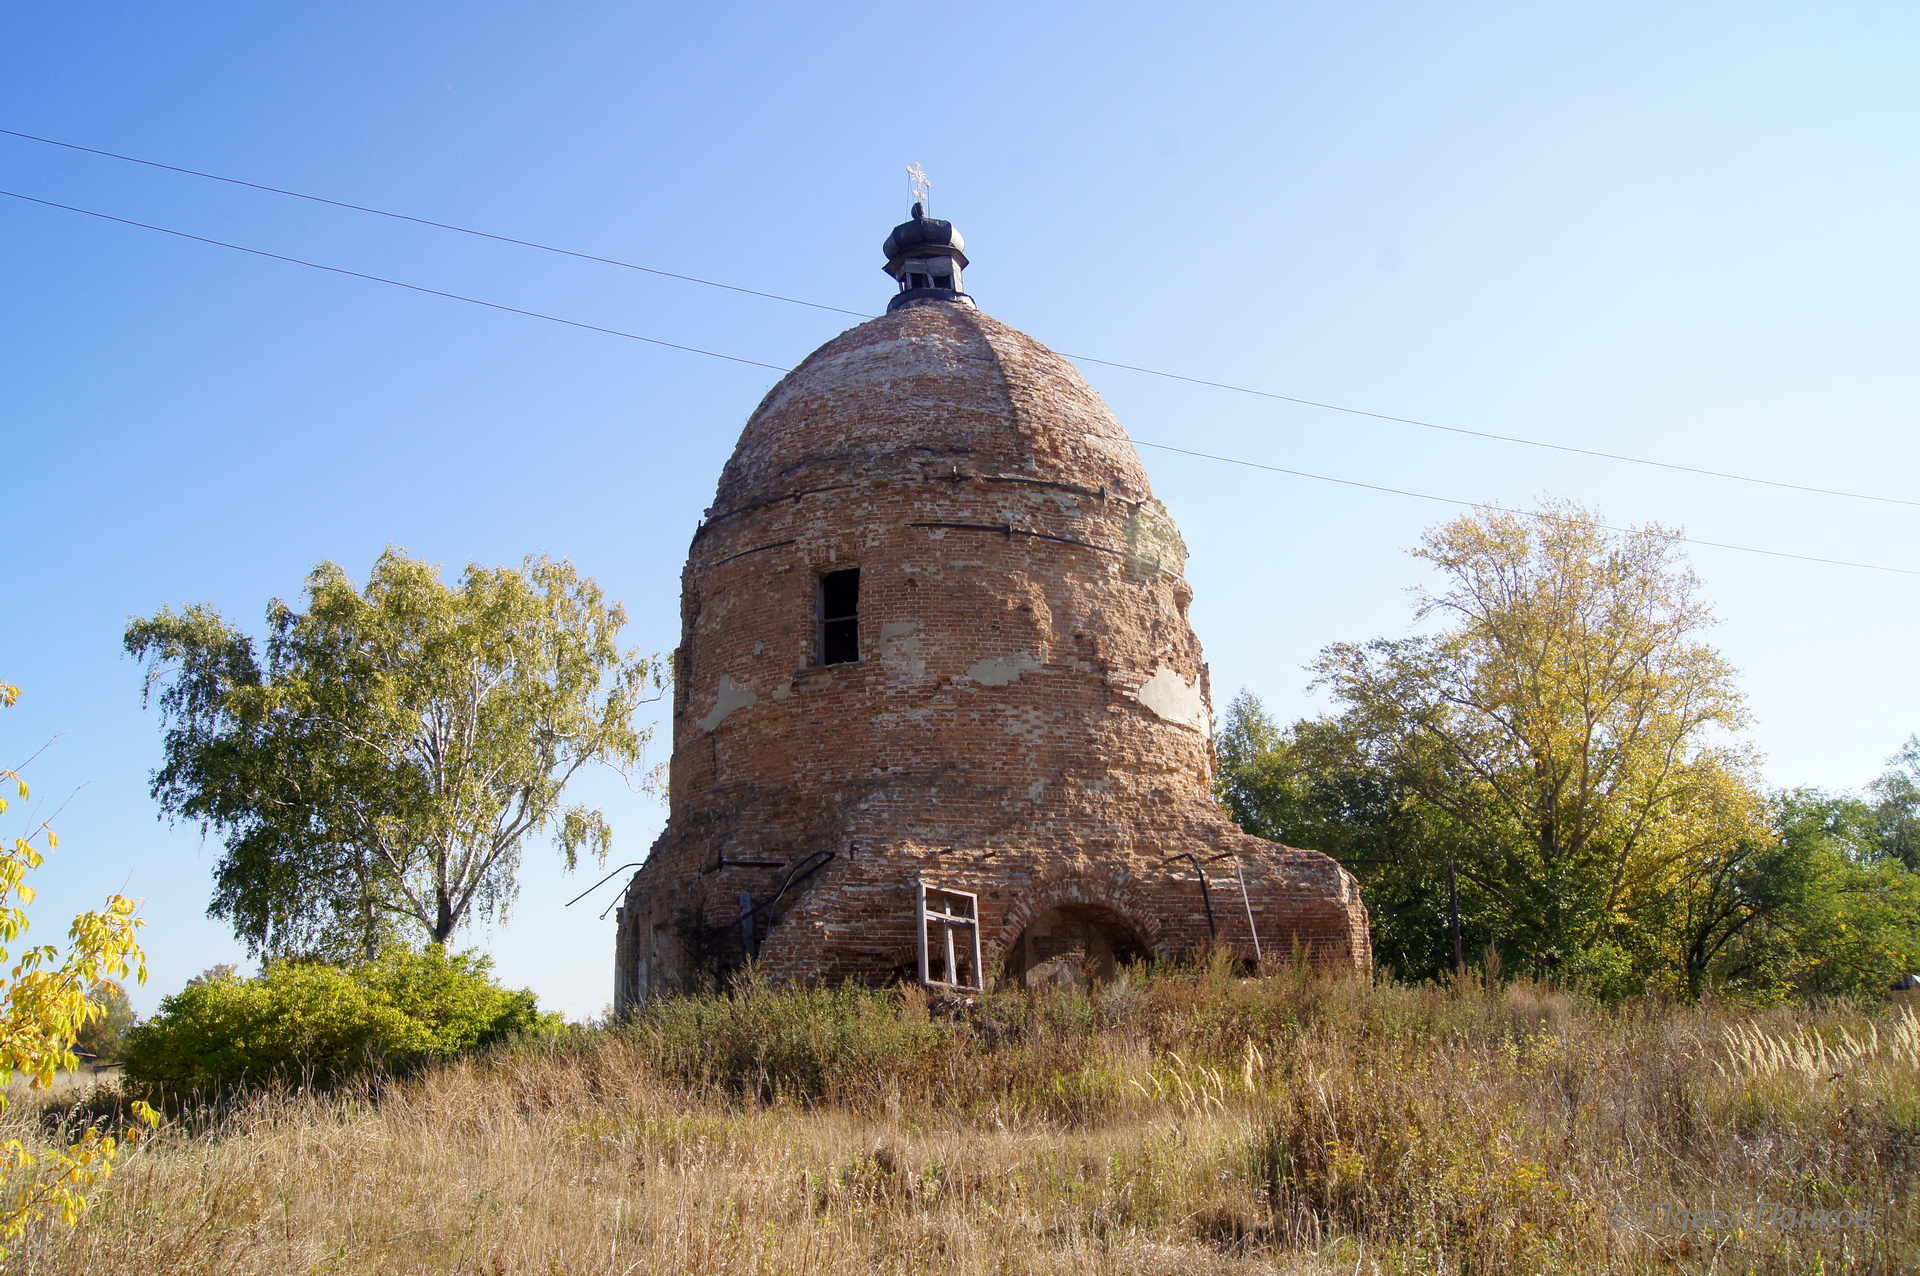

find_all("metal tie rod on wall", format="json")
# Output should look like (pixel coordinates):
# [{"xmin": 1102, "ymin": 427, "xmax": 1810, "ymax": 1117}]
[{"xmin": 565, "ymin": 862, "xmax": 648, "ymax": 909}]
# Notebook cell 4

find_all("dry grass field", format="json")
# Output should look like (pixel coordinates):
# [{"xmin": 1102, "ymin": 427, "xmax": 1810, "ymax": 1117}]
[{"xmin": 7, "ymin": 961, "xmax": 1916, "ymax": 1274}]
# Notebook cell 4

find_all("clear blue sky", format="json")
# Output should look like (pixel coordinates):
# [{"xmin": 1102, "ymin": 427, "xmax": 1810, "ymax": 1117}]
[{"xmin": 6, "ymin": 3, "xmax": 1916, "ymax": 1017}]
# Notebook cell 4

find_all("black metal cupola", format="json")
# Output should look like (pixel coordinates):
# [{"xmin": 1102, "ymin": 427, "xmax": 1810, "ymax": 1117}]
[{"xmin": 882, "ymin": 202, "xmax": 972, "ymax": 312}]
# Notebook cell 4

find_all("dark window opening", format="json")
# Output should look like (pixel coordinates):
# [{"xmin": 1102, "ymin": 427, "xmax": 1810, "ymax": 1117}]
[
  {"xmin": 819, "ymin": 568, "xmax": 859, "ymax": 665},
  {"xmin": 908, "ymin": 272, "xmax": 930, "ymax": 289},
  {"xmin": 932, "ymin": 273, "xmax": 953, "ymax": 290}
]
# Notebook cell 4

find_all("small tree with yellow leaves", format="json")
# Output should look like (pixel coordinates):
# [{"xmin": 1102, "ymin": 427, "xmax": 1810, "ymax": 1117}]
[{"xmin": 0, "ymin": 678, "xmax": 157, "ymax": 1256}]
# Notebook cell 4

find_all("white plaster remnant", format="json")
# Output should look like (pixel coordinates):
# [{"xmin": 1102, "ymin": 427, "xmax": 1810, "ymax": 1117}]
[
  {"xmin": 966, "ymin": 654, "xmax": 1043, "ymax": 686},
  {"xmin": 772, "ymin": 682, "xmax": 792, "ymax": 700},
  {"xmin": 881, "ymin": 621, "xmax": 926, "ymax": 676},
  {"xmin": 1132, "ymin": 665, "xmax": 1207, "ymax": 732},
  {"xmin": 698, "ymin": 674, "xmax": 757, "ymax": 732}
]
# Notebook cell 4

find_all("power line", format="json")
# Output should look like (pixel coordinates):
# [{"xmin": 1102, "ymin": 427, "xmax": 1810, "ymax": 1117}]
[
  {"xmin": 1130, "ymin": 441, "xmax": 1920, "ymax": 577},
  {"xmin": 0, "ymin": 127, "xmax": 873, "ymax": 320},
  {"xmin": 0, "ymin": 189, "xmax": 789, "ymax": 372},
  {"xmin": 6, "ymin": 125, "xmax": 1912, "ymax": 512},
  {"xmin": 3, "ymin": 184, "xmax": 1914, "ymax": 579},
  {"xmin": 1063, "ymin": 355, "xmax": 1920, "ymax": 511}
]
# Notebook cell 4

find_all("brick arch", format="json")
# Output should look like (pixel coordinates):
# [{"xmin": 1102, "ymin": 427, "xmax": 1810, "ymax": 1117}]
[{"xmin": 988, "ymin": 866, "xmax": 1167, "ymax": 966}]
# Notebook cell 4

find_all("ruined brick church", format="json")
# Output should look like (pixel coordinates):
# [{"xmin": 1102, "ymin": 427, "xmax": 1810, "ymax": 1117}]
[{"xmin": 612, "ymin": 202, "xmax": 1370, "ymax": 1010}]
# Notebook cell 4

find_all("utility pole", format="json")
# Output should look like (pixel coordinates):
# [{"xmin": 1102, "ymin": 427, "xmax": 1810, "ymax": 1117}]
[{"xmin": 1447, "ymin": 855, "xmax": 1465, "ymax": 975}]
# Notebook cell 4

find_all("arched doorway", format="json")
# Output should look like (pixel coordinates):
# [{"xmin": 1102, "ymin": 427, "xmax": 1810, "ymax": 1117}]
[{"xmin": 1003, "ymin": 903, "xmax": 1151, "ymax": 989}]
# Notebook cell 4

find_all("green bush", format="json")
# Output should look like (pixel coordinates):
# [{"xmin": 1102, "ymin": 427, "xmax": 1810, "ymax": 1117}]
[
  {"xmin": 123, "ymin": 946, "xmax": 544, "ymax": 1095},
  {"xmin": 1560, "ymin": 940, "xmax": 1639, "ymax": 1002}
]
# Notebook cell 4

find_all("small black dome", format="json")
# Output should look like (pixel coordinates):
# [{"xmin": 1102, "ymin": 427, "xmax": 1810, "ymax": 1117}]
[{"xmin": 882, "ymin": 205, "xmax": 968, "ymax": 270}]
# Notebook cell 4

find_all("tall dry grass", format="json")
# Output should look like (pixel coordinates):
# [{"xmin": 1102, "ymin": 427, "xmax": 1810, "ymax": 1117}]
[{"xmin": 7, "ymin": 960, "xmax": 1916, "ymax": 1274}]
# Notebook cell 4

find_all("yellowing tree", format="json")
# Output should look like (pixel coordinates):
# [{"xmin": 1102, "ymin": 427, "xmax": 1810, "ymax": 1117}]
[
  {"xmin": 0, "ymin": 678, "xmax": 156, "ymax": 1256},
  {"xmin": 1314, "ymin": 500, "xmax": 1754, "ymax": 968}
]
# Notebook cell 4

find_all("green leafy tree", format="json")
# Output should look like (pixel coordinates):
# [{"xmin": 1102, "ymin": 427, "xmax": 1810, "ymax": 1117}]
[
  {"xmin": 1312, "ymin": 500, "xmax": 1751, "ymax": 971},
  {"xmin": 1733, "ymin": 789, "xmax": 1920, "ymax": 996},
  {"xmin": 1607, "ymin": 769, "xmax": 1920, "ymax": 1000},
  {"xmin": 1215, "ymin": 692, "xmax": 1484, "ymax": 980},
  {"xmin": 184, "ymin": 964, "xmax": 237, "ymax": 988},
  {"xmin": 72, "ymin": 980, "xmax": 136, "ymax": 1064},
  {"xmin": 1870, "ymin": 736, "xmax": 1920, "ymax": 873},
  {"xmin": 126, "ymin": 548, "xmax": 665, "ymax": 960},
  {"xmin": 1220, "ymin": 688, "xmax": 1920, "ymax": 997},
  {"xmin": 1604, "ymin": 759, "xmax": 1784, "ymax": 997}
]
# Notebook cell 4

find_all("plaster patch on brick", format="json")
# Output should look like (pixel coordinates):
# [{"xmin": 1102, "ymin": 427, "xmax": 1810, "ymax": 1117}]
[
  {"xmin": 881, "ymin": 621, "xmax": 926, "ymax": 676},
  {"xmin": 1133, "ymin": 665, "xmax": 1207, "ymax": 732},
  {"xmin": 966, "ymin": 654, "xmax": 1042, "ymax": 686},
  {"xmin": 1124, "ymin": 501, "xmax": 1188, "ymax": 576},
  {"xmin": 697, "ymin": 674, "xmax": 757, "ymax": 732},
  {"xmin": 1003, "ymin": 704, "xmax": 1049, "ymax": 742}
]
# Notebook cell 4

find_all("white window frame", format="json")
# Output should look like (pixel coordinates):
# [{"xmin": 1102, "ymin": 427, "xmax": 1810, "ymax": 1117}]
[{"xmin": 916, "ymin": 881, "xmax": 985, "ymax": 991}]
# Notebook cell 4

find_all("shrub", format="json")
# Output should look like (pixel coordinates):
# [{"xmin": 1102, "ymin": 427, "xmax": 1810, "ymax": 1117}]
[
  {"xmin": 123, "ymin": 946, "xmax": 543, "ymax": 1095},
  {"xmin": 1560, "ymin": 939, "xmax": 1638, "ymax": 1001}
]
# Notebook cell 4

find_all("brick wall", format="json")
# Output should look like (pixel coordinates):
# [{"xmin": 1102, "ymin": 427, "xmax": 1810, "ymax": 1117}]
[{"xmin": 615, "ymin": 301, "xmax": 1370, "ymax": 1009}]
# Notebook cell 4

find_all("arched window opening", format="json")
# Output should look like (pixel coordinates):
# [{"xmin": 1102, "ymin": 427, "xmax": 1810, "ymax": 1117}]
[{"xmin": 1003, "ymin": 904, "xmax": 1150, "ymax": 988}]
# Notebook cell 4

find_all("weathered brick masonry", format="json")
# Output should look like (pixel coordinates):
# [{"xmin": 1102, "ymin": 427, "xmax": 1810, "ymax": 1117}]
[{"xmin": 614, "ymin": 217, "xmax": 1369, "ymax": 1009}]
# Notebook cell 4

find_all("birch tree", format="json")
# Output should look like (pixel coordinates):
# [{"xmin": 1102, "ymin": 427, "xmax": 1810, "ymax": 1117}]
[{"xmin": 126, "ymin": 549, "xmax": 664, "ymax": 959}]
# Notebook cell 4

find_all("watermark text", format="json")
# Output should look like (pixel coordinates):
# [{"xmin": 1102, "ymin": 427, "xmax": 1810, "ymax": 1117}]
[{"xmin": 1607, "ymin": 1200, "xmax": 1877, "ymax": 1233}]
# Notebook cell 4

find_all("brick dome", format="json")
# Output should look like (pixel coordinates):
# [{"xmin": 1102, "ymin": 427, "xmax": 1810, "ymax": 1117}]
[
  {"xmin": 710, "ymin": 304, "xmax": 1147, "ymax": 514},
  {"xmin": 613, "ymin": 289, "xmax": 1370, "ymax": 1005}
]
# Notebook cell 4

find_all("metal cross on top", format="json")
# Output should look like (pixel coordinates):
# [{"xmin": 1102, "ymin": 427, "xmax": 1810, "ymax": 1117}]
[{"xmin": 907, "ymin": 163, "xmax": 930, "ymax": 213}]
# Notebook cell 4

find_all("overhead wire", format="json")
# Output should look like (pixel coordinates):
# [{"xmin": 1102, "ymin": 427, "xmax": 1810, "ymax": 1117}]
[
  {"xmin": 0, "ymin": 127, "xmax": 872, "ymax": 320},
  {"xmin": 6, "ymin": 125, "xmax": 1913, "ymax": 512},
  {"xmin": 1059, "ymin": 354, "xmax": 1920, "ymax": 510},
  {"xmin": 2, "ymin": 184, "xmax": 1915, "ymax": 579},
  {"xmin": 0, "ymin": 189, "xmax": 789, "ymax": 372},
  {"xmin": 1130, "ymin": 440, "xmax": 1920, "ymax": 577}
]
